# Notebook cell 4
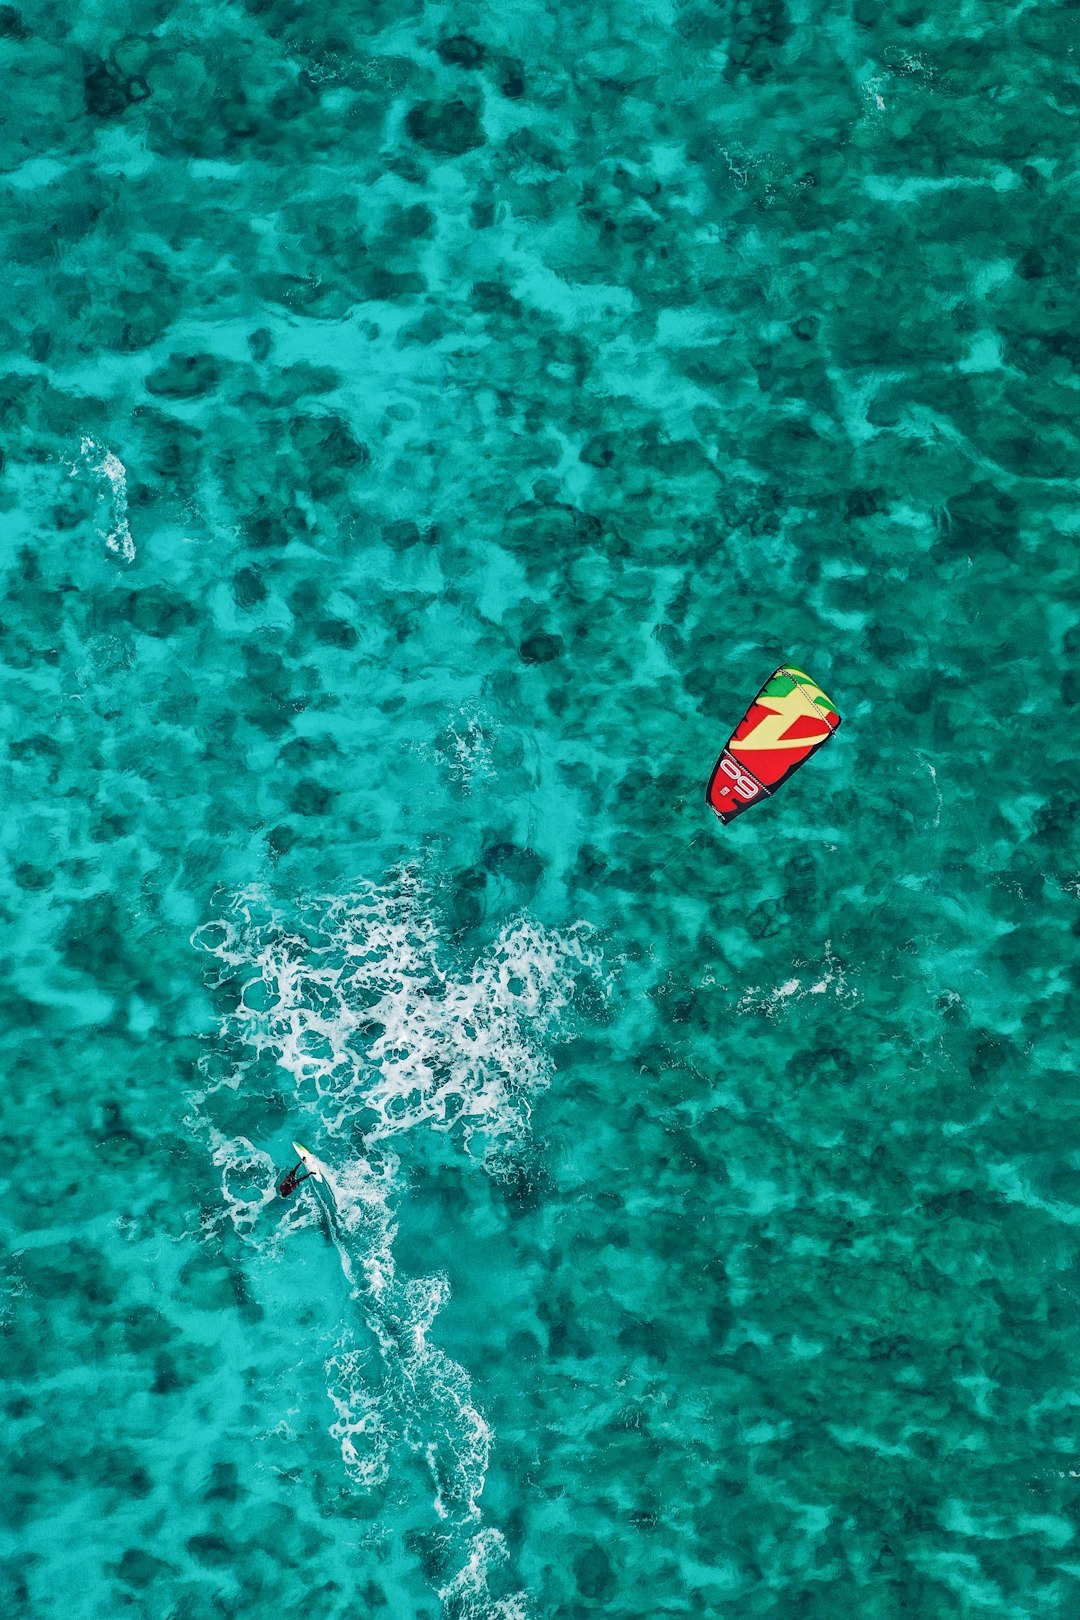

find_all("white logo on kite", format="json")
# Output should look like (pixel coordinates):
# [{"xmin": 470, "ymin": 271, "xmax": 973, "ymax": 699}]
[{"xmin": 718, "ymin": 757, "xmax": 761, "ymax": 800}]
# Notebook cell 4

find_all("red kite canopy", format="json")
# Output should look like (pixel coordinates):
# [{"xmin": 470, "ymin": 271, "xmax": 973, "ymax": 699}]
[{"xmin": 706, "ymin": 666, "xmax": 841, "ymax": 824}]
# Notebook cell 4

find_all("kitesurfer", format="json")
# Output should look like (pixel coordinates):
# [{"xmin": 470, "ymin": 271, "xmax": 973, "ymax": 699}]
[{"xmin": 277, "ymin": 1160, "xmax": 313, "ymax": 1199}]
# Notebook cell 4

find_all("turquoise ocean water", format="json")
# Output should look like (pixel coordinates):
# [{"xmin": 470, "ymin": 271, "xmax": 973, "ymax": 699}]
[{"xmin": 2, "ymin": 1, "xmax": 1079, "ymax": 1615}]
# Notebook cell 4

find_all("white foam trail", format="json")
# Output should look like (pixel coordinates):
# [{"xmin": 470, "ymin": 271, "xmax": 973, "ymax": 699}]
[
  {"xmin": 313, "ymin": 1158, "xmax": 496, "ymax": 1522},
  {"xmin": 325, "ymin": 1344, "xmax": 392, "ymax": 1490},
  {"xmin": 71, "ymin": 435, "xmax": 134, "ymax": 561},
  {"xmin": 411, "ymin": 702, "xmax": 496, "ymax": 793},
  {"xmin": 192, "ymin": 869, "xmax": 601, "ymax": 1611},
  {"xmin": 440, "ymin": 1530, "xmax": 530, "ymax": 1620},
  {"xmin": 915, "ymin": 751, "xmax": 943, "ymax": 828},
  {"xmin": 444, "ymin": 707, "xmax": 495, "ymax": 792},
  {"xmin": 861, "ymin": 50, "xmax": 937, "ymax": 121}
]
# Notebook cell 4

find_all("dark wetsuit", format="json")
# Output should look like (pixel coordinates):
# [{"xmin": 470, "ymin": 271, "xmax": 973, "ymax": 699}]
[{"xmin": 278, "ymin": 1162, "xmax": 313, "ymax": 1199}]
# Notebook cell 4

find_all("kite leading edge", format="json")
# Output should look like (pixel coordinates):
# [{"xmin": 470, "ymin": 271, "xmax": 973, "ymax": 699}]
[{"xmin": 706, "ymin": 665, "xmax": 841, "ymax": 825}]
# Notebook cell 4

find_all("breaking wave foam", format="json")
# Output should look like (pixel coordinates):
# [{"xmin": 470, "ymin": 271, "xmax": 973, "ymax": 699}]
[{"xmin": 193, "ymin": 865, "xmax": 597, "ymax": 1158}]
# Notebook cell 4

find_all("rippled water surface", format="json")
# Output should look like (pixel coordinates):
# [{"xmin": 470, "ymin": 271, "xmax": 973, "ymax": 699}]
[{"xmin": 2, "ymin": 1, "xmax": 1079, "ymax": 1615}]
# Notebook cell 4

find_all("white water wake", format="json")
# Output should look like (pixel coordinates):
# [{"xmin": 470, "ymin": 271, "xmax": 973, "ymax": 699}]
[{"xmin": 191, "ymin": 866, "xmax": 602, "ymax": 1612}]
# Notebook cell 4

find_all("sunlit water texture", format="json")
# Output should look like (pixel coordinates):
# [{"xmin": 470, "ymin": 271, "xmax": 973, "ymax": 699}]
[{"xmin": 1, "ymin": 0, "xmax": 1078, "ymax": 1617}]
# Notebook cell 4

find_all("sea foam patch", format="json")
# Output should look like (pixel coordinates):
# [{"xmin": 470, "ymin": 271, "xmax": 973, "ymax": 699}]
[
  {"xmin": 194, "ymin": 865, "xmax": 599, "ymax": 1158},
  {"xmin": 735, "ymin": 941, "xmax": 857, "ymax": 1018},
  {"xmin": 69, "ymin": 435, "xmax": 134, "ymax": 561},
  {"xmin": 410, "ymin": 702, "xmax": 497, "ymax": 794}
]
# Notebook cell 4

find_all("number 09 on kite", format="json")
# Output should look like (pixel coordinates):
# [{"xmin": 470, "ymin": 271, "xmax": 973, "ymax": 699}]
[{"xmin": 706, "ymin": 666, "xmax": 841, "ymax": 825}]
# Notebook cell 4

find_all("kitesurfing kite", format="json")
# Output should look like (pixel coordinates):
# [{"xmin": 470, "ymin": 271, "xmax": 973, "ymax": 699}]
[{"xmin": 706, "ymin": 665, "xmax": 841, "ymax": 824}]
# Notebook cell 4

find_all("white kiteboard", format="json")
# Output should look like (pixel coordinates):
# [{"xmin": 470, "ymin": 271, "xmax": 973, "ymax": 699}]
[{"xmin": 292, "ymin": 1140, "xmax": 341, "ymax": 1214}]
